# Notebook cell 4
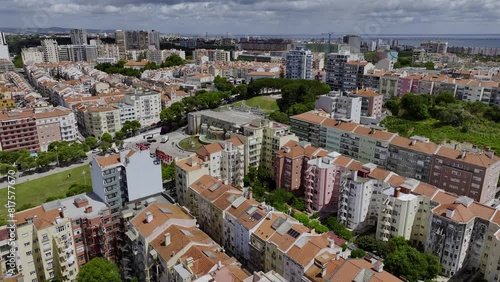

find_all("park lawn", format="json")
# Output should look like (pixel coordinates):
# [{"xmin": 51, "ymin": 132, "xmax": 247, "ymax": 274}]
[
  {"xmin": 0, "ymin": 165, "xmax": 90, "ymax": 224},
  {"xmin": 229, "ymin": 96, "xmax": 279, "ymax": 113},
  {"xmin": 178, "ymin": 136, "xmax": 204, "ymax": 151},
  {"xmin": 382, "ymin": 116, "xmax": 500, "ymax": 154}
]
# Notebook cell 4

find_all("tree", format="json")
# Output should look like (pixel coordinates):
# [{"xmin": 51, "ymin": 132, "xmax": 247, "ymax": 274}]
[
  {"xmin": 434, "ymin": 91, "xmax": 456, "ymax": 105},
  {"xmin": 162, "ymin": 162, "xmax": 175, "ymax": 181},
  {"xmin": 384, "ymin": 97, "xmax": 401, "ymax": 116},
  {"xmin": 36, "ymin": 151, "xmax": 56, "ymax": 169},
  {"xmin": 354, "ymin": 235, "xmax": 392, "ymax": 258},
  {"xmin": 214, "ymin": 76, "xmax": 234, "ymax": 92},
  {"xmin": 99, "ymin": 141, "xmax": 112, "ymax": 152},
  {"xmin": 0, "ymin": 163, "xmax": 17, "ymax": 175},
  {"xmin": 161, "ymin": 54, "xmax": 184, "ymax": 67},
  {"xmin": 122, "ymin": 120, "xmax": 141, "ymax": 135},
  {"xmin": 115, "ymin": 139, "xmax": 124, "ymax": 147},
  {"xmin": 84, "ymin": 136, "xmax": 98, "ymax": 149},
  {"xmin": 350, "ymin": 249, "xmax": 366, "ymax": 258},
  {"xmin": 101, "ymin": 133, "xmax": 113, "ymax": 143},
  {"xmin": 13, "ymin": 54, "xmax": 23, "ymax": 68},
  {"xmin": 76, "ymin": 258, "xmax": 121, "ymax": 282},
  {"xmin": 401, "ymin": 93, "xmax": 430, "ymax": 120},
  {"xmin": 114, "ymin": 130, "xmax": 126, "ymax": 140},
  {"xmin": 424, "ymin": 61, "xmax": 435, "ymax": 70},
  {"xmin": 290, "ymin": 196, "xmax": 305, "ymax": 211},
  {"xmin": 268, "ymin": 110, "xmax": 290, "ymax": 124},
  {"xmin": 325, "ymin": 217, "xmax": 353, "ymax": 240}
]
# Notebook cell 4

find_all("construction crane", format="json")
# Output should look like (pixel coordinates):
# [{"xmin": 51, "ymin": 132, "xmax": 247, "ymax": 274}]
[{"xmin": 322, "ymin": 32, "xmax": 335, "ymax": 54}]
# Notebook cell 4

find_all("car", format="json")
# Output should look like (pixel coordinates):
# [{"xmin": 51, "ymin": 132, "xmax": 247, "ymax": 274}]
[{"xmin": 150, "ymin": 139, "xmax": 157, "ymax": 142}]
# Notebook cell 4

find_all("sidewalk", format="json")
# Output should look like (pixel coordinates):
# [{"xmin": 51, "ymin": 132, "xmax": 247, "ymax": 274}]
[{"xmin": 0, "ymin": 153, "xmax": 93, "ymax": 189}]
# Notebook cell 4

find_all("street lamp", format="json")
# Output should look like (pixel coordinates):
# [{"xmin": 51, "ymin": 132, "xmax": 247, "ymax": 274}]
[
  {"xmin": 55, "ymin": 146, "xmax": 60, "ymax": 168},
  {"xmin": 82, "ymin": 170, "xmax": 87, "ymax": 186}
]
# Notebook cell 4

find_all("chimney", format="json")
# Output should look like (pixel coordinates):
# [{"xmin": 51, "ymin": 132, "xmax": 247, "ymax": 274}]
[
  {"xmin": 217, "ymin": 261, "xmax": 222, "ymax": 270},
  {"xmin": 247, "ymin": 191, "xmax": 253, "ymax": 200},
  {"xmin": 85, "ymin": 206, "xmax": 93, "ymax": 214},
  {"xmin": 146, "ymin": 212, "xmax": 153, "ymax": 223},
  {"xmin": 394, "ymin": 187, "xmax": 401, "ymax": 198},
  {"xmin": 454, "ymin": 144, "xmax": 459, "ymax": 150},
  {"xmin": 411, "ymin": 139, "xmax": 416, "ymax": 146},
  {"xmin": 321, "ymin": 264, "xmax": 327, "ymax": 278},
  {"xmin": 369, "ymin": 128, "xmax": 375, "ymax": 134},
  {"xmin": 461, "ymin": 150, "xmax": 466, "ymax": 159},
  {"xmin": 223, "ymin": 179, "xmax": 229, "ymax": 185},
  {"xmin": 58, "ymin": 207, "xmax": 64, "ymax": 218},
  {"xmin": 486, "ymin": 148, "xmax": 494, "ymax": 159},
  {"xmin": 373, "ymin": 261, "xmax": 384, "ymax": 273},
  {"xmin": 446, "ymin": 208, "xmax": 455, "ymax": 219},
  {"xmin": 328, "ymin": 238, "xmax": 335, "ymax": 249},
  {"xmin": 186, "ymin": 257, "xmax": 194, "ymax": 269},
  {"xmin": 164, "ymin": 233, "xmax": 171, "ymax": 246}
]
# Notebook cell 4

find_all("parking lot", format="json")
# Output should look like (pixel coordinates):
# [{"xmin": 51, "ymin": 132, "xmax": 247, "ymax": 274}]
[{"xmin": 124, "ymin": 127, "xmax": 193, "ymax": 160}]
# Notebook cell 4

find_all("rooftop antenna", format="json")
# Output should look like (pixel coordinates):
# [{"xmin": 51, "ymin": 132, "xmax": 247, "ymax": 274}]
[{"xmin": 322, "ymin": 32, "xmax": 334, "ymax": 54}]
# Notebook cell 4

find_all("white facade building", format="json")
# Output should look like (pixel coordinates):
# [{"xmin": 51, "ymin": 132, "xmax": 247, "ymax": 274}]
[
  {"xmin": 41, "ymin": 39, "xmax": 60, "ymax": 63},
  {"xmin": 0, "ymin": 32, "xmax": 8, "ymax": 60},
  {"xmin": 122, "ymin": 88, "xmax": 161, "ymax": 126},
  {"xmin": 286, "ymin": 47, "xmax": 313, "ymax": 80},
  {"xmin": 21, "ymin": 47, "xmax": 44, "ymax": 64}
]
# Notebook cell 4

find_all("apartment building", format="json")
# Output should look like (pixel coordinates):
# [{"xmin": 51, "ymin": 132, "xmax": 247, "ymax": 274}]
[
  {"xmin": 185, "ymin": 175, "xmax": 243, "ymax": 247},
  {"xmin": 315, "ymin": 91, "xmax": 362, "ymax": 123},
  {"xmin": 207, "ymin": 49, "xmax": 231, "ymax": 62},
  {"xmin": 21, "ymin": 47, "xmax": 44, "ymax": 64},
  {"xmin": 304, "ymin": 152, "xmax": 347, "ymax": 212},
  {"xmin": 0, "ymin": 110, "xmax": 39, "ymax": 152},
  {"xmin": 351, "ymin": 88, "xmax": 384, "ymax": 117},
  {"xmin": 15, "ymin": 205, "xmax": 79, "ymax": 282},
  {"xmin": 175, "ymin": 156, "xmax": 210, "ymax": 206},
  {"xmin": 430, "ymin": 146, "xmax": 500, "ymax": 203},
  {"xmin": 274, "ymin": 140, "xmax": 328, "ymax": 192},
  {"xmin": 325, "ymin": 49, "xmax": 367, "ymax": 91},
  {"xmin": 290, "ymin": 111, "xmax": 500, "ymax": 204},
  {"xmin": 83, "ymin": 106, "xmax": 121, "ymax": 137},
  {"xmin": 421, "ymin": 40, "xmax": 448, "ymax": 54},
  {"xmin": 122, "ymin": 88, "xmax": 161, "ymax": 126},
  {"xmin": 376, "ymin": 185, "xmax": 419, "ymax": 241},
  {"xmin": 285, "ymin": 47, "xmax": 313, "ymax": 80},
  {"xmin": 34, "ymin": 106, "xmax": 77, "ymax": 151},
  {"xmin": 386, "ymin": 136, "xmax": 438, "ymax": 183},
  {"xmin": 90, "ymin": 149, "xmax": 163, "ymax": 217},
  {"xmin": 41, "ymin": 39, "xmax": 60, "ymax": 63},
  {"xmin": 195, "ymin": 137, "xmax": 245, "ymax": 187},
  {"xmin": 70, "ymin": 29, "xmax": 87, "ymax": 45}
]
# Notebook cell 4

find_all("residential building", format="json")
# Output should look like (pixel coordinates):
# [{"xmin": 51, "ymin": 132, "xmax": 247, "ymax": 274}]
[
  {"xmin": 430, "ymin": 146, "xmax": 500, "ymax": 203},
  {"xmin": 41, "ymin": 39, "xmax": 60, "ymax": 63},
  {"xmin": 343, "ymin": 35, "xmax": 361, "ymax": 53},
  {"xmin": 122, "ymin": 88, "xmax": 161, "ymax": 126},
  {"xmin": 387, "ymin": 136, "xmax": 438, "ymax": 183},
  {"xmin": 207, "ymin": 49, "xmax": 231, "ymax": 62},
  {"xmin": 175, "ymin": 155, "xmax": 210, "ymax": 206},
  {"xmin": 187, "ymin": 109, "xmax": 263, "ymax": 136},
  {"xmin": 0, "ymin": 32, "xmax": 8, "ymax": 60},
  {"xmin": 326, "ymin": 49, "xmax": 372, "ymax": 91},
  {"xmin": 90, "ymin": 149, "xmax": 163, "ymax": 216},
  {"xmin": 83, "ymin": 106, "xmax": 122, "ymax": 137},
  {"xmin": 285, "ymin": 47, "xmax": 313, "ymax": 80},
  {"xmin": 0, "ymin": 110, "xmax": 39, "ymax": 152},
  {"xmin": 315, "ymin": 91, "xmax": 362, "ymax": 123},
  {"xmin": 376, "ymin": 185, "xmax": 419, "ymax": 241},
  {"xmin": 274, "ymin": 140, "xmax": 328, "ymax": 192},
  {"xmin": 115, "ymin": 30, "xmax": 127, "ymax": 59},
  {"xmin": 70, "ymin": 29, "xmax": 87, "ymax": 45},
  {"xmin": 351, "ymin": 88, "xmax": 384, "ymax": 117},
  {"xmin": 15, "ymin": 204, "xmax": 80, "ymax": 282},
  {"xmin": 148, "ymin": 30, "xmax": 160, "ymax": 50},
  {"xmin": 21, "ymin": 47, "xmax": 44, "ymax": 64},
  {"xmin": 421, "ymin": 40, "xmax": 448, "ymax": 54},
  {"xmin": 195, "ymin": 137, "xmax": 245, "ymax": 187},
  {"xmin": 34, "ymin": 106, "xmax": 77, "ymax": 151}
]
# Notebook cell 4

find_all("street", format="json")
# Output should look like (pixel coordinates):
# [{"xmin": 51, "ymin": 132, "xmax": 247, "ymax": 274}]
[{"xmin": 124, "ymin": 127, "xmax": 193, "ymax": 160}]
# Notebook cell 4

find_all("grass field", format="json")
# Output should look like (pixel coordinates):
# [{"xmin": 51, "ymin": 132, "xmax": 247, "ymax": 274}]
[
  {"xmin": 226, "ymin": 96, "xmax": 279, "ymax": 113},
  {"xmin": 0, "ymin": 165, "xmax": 90, "ymax": 224},
  {"xmin": 382, "ymin": 116, "xmax": 500, "ymax": 154},
  {"xmin": 178, "ymin": 136, "xmax": 204, "ymax": 151}
]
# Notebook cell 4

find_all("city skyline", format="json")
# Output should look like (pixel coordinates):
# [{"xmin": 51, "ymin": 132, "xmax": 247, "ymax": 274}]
[{"xmin": 0, "ymin": 0, "xmax": 499, "ymax": 34}]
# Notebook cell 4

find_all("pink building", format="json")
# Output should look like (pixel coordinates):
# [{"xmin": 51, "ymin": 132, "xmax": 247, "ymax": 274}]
[
  {"xmin": 304, "ymin": 153, "xmax": 355, "ymax": 213},
  {"xmin": 397, "ymin": 74, "xmax": 421, "ymax": 96}
]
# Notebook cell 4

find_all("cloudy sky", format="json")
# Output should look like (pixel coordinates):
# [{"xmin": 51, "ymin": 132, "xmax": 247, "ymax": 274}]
[{"xmin": 2, "ymin": 0, "xmax": 500, "ymax": 35}]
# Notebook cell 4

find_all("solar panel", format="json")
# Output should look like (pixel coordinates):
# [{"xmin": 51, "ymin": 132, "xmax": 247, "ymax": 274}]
[
  {"xmin": 252, "ymin": 213, "xmax": 263, "ymax": 221},
  {"xmin": 287, "ymin": 228, "xmax": 300, "ymax": 238},
  {"xmin": 246, "ymin": 206, "xmax": 257, "ymax": 215},
  {"xmin": 271, "ymin": 217, "xmax": 285, "ymax": 230}
]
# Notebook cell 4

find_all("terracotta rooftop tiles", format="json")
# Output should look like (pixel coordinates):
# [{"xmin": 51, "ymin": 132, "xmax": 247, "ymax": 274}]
[
  {"xmin": 131, "ymin": 203, "xmax": 193, "ymax": 238},
  {"xmin": 389, "ymin": 136, "xmax": 438, "ymax": 155},
  {"xmin": 434, "ymin": 146, "xmax": 499, "ymax": 168},
  {"xmin": 291, "ymin": 112, "xmax": 328, "ymax": 125},
  {"xmin": 352, "ymin": 88, "xmax": 382, "ymax": 97},
  {"xmin": 328, "ymin": 259, "xmax": 403, "ymax": 282}
]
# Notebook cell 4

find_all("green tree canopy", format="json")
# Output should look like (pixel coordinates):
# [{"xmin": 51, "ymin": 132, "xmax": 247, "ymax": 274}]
[
  {"xmin": 76, "ymin": 258, "xmax": 121, "ymax": 282},
  {"xmin": 101, "ymin": 133, "xmax": 113, "ymax": 143},
  {"xmin": 84, "ymin": 136, "xmax": 98, "ymax": 149},
  {"xmin": 161, "ymin": 54, "xmax": 184, "ymax": 67}
]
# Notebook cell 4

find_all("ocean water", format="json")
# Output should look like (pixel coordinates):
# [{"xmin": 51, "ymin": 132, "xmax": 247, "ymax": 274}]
[{"xmin": 234, "ymin": 34, "xmax": 500, "ymax": 48}]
